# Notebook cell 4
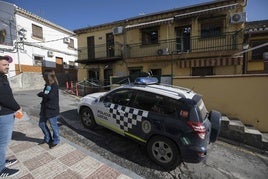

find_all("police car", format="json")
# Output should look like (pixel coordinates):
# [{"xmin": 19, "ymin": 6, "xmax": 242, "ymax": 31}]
[{"xmin": 77, "ymin": 77, "xmax": 221, "ymax": 169}]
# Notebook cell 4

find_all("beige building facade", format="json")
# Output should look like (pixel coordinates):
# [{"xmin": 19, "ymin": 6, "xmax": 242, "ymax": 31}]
[{"xmin": 74, "ymin": 0, "xmax": 246, "ymax": 84}]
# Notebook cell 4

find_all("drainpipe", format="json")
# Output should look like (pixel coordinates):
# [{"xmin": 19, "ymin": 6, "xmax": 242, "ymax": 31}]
[{"xmin": 17, "ymin": 44, "xmax": 21, "ymax": 73}]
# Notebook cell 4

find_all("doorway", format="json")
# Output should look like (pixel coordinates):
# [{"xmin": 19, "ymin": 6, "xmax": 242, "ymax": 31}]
[{"xmin": 175, "ymin": 26, "xmax": 191, "ymax": 52}]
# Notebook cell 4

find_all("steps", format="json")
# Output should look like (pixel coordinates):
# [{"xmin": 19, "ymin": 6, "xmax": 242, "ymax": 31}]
[{"xmin": 219, "ymin": 116, "xmax": 268, "ymax": 151}]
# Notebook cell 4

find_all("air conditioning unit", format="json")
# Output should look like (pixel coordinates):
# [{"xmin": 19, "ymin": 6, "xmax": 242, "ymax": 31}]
[
  {"xmin": 63, "ymin": 37, "xmax": 70, "ymax": 44},
  {"xmin": 230, "ymin": 12, "xmax": 246, "ymax": 24},
  {"xmin": 157, "ymin": 48, "xmax": 169, "ymax": 56},
  {"xmin": 112, "ymin": 26, "xmax": 124, "ymax": 35},
  {"xmin": 47, "ymin": 51, "xmax": 54, "ymax": 57}
]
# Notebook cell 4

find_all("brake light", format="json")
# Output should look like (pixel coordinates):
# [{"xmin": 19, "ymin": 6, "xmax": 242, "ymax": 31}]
[{"xmin": 187, "ymin": 121, "xmax": 206, "ymax": 140}]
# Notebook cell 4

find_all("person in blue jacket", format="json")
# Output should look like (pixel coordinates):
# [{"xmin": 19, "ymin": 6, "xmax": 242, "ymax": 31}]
[
  {"xmin": 0, "ymin": 55, "xmax": 22, "ymax": 177},
  {"xmin": 37, "ymin": 69, "xmax": 60, "ymax": 149}
]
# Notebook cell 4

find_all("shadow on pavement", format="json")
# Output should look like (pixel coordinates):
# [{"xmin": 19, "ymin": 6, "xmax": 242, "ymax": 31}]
[
  {"xmin": 12, "ymin": 131, "xmax": 43, "ymax": 144},
  {"xmin": 59, "ymin": 109, "xmax": 165, "ymax": 171}
]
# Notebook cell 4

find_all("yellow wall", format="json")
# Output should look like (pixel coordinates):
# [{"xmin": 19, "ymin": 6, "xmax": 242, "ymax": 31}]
[
  {"xmin": 247, "ymin": 61, "xmax": 264, "ymax": 71},
  {"xmin": 173, "ymin": 75, "xmax": 268, "ymax": 132}
]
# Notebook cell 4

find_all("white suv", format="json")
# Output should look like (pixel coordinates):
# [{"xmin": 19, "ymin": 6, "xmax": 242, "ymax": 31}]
[{"xmin": 77, "ymin": 77, "xmax": 221, "ymax": 170}]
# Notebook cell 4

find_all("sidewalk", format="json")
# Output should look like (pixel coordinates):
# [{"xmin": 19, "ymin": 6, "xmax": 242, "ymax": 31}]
[{"xmin": 7, "ymin": 114, "xmax": 144, "ymax": 179}]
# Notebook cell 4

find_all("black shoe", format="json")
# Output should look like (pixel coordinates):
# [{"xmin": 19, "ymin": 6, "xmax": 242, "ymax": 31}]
[
  {"xmin": 38, "ymin": 140, "xmax": 51, "ymax": 145},
  {"xmin": 5, "ymin": 159, "xmax": 18, "ymax": 167},
  {"xmin": 49, "ymin": 143, "xmax": 58, "ymax": 149},
  {"xmin": 0, "ymin": 168, "xmax": 20, "ymax": 177}
]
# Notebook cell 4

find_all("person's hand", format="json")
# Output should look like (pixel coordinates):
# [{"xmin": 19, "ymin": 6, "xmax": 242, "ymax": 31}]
[
  {"xmin": 37, "ymin": 91, "xmax": 44, "ymax": 97},
  {"xmin": 15, "ymin": 108, "xmax": 23, "ymax": 119}
]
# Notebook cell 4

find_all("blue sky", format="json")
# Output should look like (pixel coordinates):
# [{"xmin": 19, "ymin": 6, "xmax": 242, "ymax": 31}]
[{"xmin": 3, "ymin": 0, "xmax": 268, "ymax": 30}]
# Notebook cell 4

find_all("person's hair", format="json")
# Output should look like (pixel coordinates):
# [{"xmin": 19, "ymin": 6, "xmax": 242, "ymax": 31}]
[{"xmin": 43, "ymin": 70, "xmax": 58, "ymax": 85}]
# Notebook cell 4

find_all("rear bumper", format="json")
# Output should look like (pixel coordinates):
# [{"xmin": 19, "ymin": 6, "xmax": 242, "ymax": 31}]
[{"xmin": 180, "ymin": 145, "xmax": 207, "ymax": 163}]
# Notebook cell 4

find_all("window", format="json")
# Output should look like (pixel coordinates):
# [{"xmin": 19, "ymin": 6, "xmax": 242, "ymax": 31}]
[
  {"xmin": 150, "ymin": 69, "xmax": 162, "ymax": 76},
  {"xmin": 88, "ymin": 69, "xmax": 99, "ymax": 81},
  {"xmin": 32, "ymin": 24, "xmax": 43, "ymax": 39},
  {"xmin": 68, "ymin": 38, "xmax": 74, "ymax": 48},
  {"xmin": 141, "ymin": 26, "xmax": 159, "ymax": 45},
  {"xmin": 251, "ymin": 40, "xmax": 268, "ymax": 60},
  {"xmin": 200, "ymin": 19, "xmax": 223, "ymax": 38},
  {"xmin": 0, "ymin": 29, "xmax": 6, "ymax": 44},
  {"xmin": 192, "ymin": 67, "xmax": 213, "ymax": 76},
  {"xmin": 33, "ymin": 56, "xmax": 43, "ymax": 66}
]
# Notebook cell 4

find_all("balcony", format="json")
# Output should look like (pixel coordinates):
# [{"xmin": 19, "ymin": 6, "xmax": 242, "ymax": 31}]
[
  {"xmin": 78, "ymin": 42, "xmax": 123, "ymax": 62},
  {"xmin": 77, "ymin": 32, "xmax": 242, "ymax": 62}
]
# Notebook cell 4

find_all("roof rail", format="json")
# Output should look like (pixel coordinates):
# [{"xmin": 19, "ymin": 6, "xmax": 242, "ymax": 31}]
[
  {"xmin": 159, "ymin": 83, "xmax": 193, "ymax": 93},
  {"xmin": 145, "ymin": 85, "xmax": 186, "ymax": 98}
]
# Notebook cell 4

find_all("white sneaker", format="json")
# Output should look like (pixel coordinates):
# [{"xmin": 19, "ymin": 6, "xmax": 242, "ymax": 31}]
[{"xmin": 0, "ymin": 168, "xmax": 20, "ymax": 178}]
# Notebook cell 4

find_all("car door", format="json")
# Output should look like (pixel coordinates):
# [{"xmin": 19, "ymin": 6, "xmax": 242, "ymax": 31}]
[{"xmin": 96, "ymin": 88, "xmax": 137, "ymax": 135}]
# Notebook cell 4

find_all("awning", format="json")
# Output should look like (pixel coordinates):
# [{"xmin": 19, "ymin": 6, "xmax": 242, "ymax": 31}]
[
  {"xmin": 174, "ymin": 3, "xmax": 238, "ymax": 20},
  {"xmin": 178, "ymin": 56, "xmax": 243, "ymax": 68},
  {"xmin": 125, "ymin": 17, "xmax": 174, "ymax": 30}
]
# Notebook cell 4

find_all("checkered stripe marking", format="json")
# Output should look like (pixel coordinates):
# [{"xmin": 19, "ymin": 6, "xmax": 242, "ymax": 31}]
[{"xmin": 109, "ymin": 103, "xmax": 148, "ymax": 131}]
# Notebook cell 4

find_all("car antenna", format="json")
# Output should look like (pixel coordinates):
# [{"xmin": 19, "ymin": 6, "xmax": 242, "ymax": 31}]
[{"xmin": 187, "ymin": 87, "xmax": 194, "ymax": 93}]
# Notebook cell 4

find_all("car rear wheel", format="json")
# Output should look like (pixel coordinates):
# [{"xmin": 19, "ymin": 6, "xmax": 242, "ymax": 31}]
[
  {"xmin": 79, "ymin": 107, "xmax": 96, "ymax": 129},
  {"xmin": 147, "ymin": 136, "xmax": 181, "ymax": 170}
]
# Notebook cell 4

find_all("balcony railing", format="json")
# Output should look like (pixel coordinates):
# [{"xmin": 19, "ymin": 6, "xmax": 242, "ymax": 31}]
[
  {"xmin": 78, "ymin": 32, "xmax": 242, "ymax": 60},
  {"xmin": 78, "ymin": 42, "xmax": 123, "ymax": 60}
]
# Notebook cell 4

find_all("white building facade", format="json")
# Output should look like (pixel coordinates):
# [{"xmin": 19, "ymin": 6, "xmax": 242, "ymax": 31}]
[{"xmin": 0, "ymin": 1, "xmax": 78, "ymax": 84}]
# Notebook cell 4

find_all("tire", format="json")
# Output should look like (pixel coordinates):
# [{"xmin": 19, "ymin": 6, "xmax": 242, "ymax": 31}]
[
  {"xmin": 79, "ymin": 107, "xmax": 96, "ymax": 129},
  {"xmin": 147, "ymin": 136, "xmax": 181, "ymax": 170},
  {"xmin": 209, "ymin": 110, "xmax": 222, "ymax": 143}
]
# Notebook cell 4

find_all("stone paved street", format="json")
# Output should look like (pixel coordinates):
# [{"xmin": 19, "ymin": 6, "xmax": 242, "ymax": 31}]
[{"xmin": 6, "ymin": 115, "xmax": 143, "ymax": 179}]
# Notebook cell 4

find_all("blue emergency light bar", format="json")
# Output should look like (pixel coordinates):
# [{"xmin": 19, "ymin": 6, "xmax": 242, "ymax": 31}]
[{"xmin": 134, "ymin": 77, "xmax": 159, "ymax": 85}]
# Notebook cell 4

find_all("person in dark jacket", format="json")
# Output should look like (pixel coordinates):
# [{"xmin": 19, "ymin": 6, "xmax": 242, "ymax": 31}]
[
  {"xmin": 37, "ymin": 70, "xmax": 60, "ymax": 149},
  {"xmin": 0, "ymin": 55, "xmax": 22, "ymax": 177}
]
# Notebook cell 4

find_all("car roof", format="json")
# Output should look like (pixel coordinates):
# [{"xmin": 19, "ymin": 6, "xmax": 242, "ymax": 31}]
[{"xmin": 119, "ymin": 83, "xmax": 197, "ymax": 100}]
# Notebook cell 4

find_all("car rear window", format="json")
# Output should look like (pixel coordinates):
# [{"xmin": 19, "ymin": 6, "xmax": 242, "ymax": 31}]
[{"xmin": 197, "ymin": 99, "xmax": 208, "ymax": 122}]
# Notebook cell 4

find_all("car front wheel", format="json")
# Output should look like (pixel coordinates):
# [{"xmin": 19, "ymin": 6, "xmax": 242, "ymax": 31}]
[
  {"xmin": 147, "ymin": 136, "xmax": 181, "ymax": 170},
  {"xmin": 79, "ymin": 107, "xmax": 96, "ymax": 129}
]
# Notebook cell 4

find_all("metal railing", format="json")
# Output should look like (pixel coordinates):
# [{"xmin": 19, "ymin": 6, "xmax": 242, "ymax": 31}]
[
  {"xmin": 126, "ymin": 32, "xmax": 241, "ymax": 58},
  {"xmin": 78, "ymin": 42, "xmax": 123, "ymax": 60},
  {"xmin": 77, "ymin": 31, "xmax": 242, "ymax": 60}
]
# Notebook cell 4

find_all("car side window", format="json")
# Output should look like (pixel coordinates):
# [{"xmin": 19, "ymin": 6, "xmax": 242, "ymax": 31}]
[
  {"xmin": 161, "ymin": 98, "xmax": 182, "ymax": 117},
  {"xmin": 133, "ymin": 91, "xmax": 182, "ymax": 117},
  {"xmin": 103, "ymin": 89, "xmax": 135, "ymax": 106},
  {"xmin": 132, "ymin": 91, "xmax": 158, "ymax": 111}
]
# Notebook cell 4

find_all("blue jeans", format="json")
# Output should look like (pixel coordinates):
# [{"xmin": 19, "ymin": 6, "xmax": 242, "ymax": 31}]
[
  {"xmin": 0, "ymin": 113, "xmax": 15, "ymax": 172},
  {"xmin": 39, "ymin": 116, "xmax": 60, "ymax": 145}
]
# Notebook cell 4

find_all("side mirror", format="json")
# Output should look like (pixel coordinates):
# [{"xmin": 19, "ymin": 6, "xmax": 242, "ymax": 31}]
[{"xmin": 100, "ymin": 96, "xmax": 105, "ymax": 102}]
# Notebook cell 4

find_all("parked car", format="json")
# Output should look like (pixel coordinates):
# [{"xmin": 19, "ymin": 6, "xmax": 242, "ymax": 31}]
[{"xmin": 77, "ymin": 77, "xmax": 221, "ymax": 170}]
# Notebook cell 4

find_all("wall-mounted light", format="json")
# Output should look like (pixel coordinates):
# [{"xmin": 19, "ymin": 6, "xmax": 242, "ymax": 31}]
[{"xmin": 242, "ymin": 43, "xmax": 249, "ymax": 50}]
